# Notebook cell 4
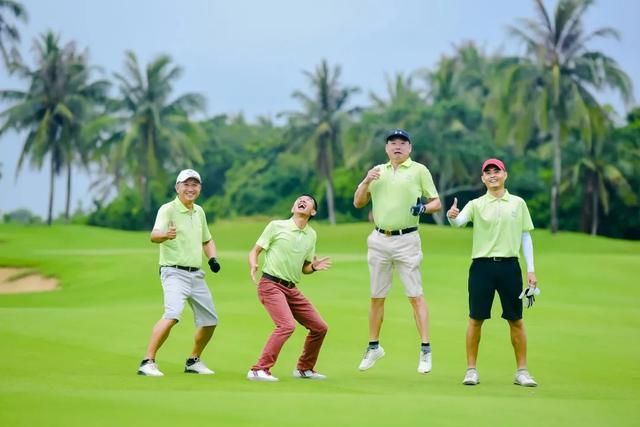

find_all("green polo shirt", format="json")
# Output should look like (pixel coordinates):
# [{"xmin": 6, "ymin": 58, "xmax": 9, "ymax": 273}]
[
  {"xmin": 153, "ymin": 197, "xmax": 212, "ymax": 268},
  {"xmin": 460, "ymin": 190, "xmax": 534, "ymax": 258},
  {"xmin": 368, "ymin": 158, "xmax": 439, "ymax": 230},
  {"xmin": 256, "ymin": 218, "xmax": 316, "ymax": 284}
]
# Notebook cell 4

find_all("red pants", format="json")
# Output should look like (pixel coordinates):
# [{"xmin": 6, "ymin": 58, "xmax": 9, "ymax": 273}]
[{"xmin": 251, "ymin": 277, "xmax": 328, "ymax": 371}]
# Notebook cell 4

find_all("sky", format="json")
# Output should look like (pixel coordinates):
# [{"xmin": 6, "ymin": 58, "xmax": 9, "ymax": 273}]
[{"xmin": 1, "ymin": 0, "xmax": 639, "ymax": 218}]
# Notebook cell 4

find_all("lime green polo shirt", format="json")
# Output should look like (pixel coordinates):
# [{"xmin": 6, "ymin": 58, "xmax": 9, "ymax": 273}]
[
  {"xmin": 153, "ymin": 197, "xmax": 212, "ymax": 267},
  {"xmin": 461, "ymin": 190, "xmax": 534, "ymax": 258},
  {"xmin": 368, "ymin": 158, "xmax": 439, "ymax": 230},
  {"xmin": 256, "ymin": 218, "xmax": 316, "ymax": 284}
]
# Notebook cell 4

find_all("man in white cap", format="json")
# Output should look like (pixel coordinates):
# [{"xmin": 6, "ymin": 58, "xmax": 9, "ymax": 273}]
[{"xmin": 137, "ymin": 169, "xmax": 222, "ymax": 376}]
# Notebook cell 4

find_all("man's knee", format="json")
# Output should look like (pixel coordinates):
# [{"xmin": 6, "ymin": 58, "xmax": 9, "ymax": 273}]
[
  {"xmin": 277, "ymin": 322, "xmax": 296, "ymax": 336},
  {"xmin": 408, "ymin": 294, "xmax": 425, "ymax": 307},
  {"xmin": 314, "ymin": 321, "xmax": 328, "ymax": 335},
  {"xmin": 468, "ymin": 318, "xmax": 484, "ymax": 328},
  {"xmin": 370, "ymin": 297, "xmax": 386, "ymax": 307},
  {"xmin": 507, "ymin": 319, "xmax": 524, "ymax": 330}
]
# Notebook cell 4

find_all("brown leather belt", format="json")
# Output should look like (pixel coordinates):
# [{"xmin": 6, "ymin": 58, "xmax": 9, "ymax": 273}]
[{"xmin": 262, "ymin": 272, "xmax": 296, "ymax": 288}]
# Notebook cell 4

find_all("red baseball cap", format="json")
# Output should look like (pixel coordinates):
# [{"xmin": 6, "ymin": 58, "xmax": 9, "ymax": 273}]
[{"xmin": 481, "ymin": 158, "xmax": 506, "ymax": 172}]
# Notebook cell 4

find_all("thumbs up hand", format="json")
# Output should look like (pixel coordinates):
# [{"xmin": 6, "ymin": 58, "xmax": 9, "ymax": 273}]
[
  {"xmin": 447, "ymin": 197, "xmax": 460, "ymax": 219},
  {"xmin": 166, "ymin": 220, "xmax": 177, "ymax": 240},
  {"xmin": 410, "ymin": 197, "xmax": 425, "ymax": 216}
]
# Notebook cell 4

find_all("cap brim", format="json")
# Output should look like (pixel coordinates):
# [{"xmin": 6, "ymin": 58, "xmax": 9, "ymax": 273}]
[{"xmin": 386, "ymin": 135, "xmax": 410, "ymax": 142}]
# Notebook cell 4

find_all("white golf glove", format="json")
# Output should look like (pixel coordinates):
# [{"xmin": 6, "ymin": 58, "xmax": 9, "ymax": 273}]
[{"xmin": 518, "ymin": 286, "xmax": 540, "ymax": 308}]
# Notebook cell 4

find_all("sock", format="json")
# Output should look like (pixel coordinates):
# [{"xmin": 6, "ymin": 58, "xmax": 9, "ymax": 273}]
[
  {"xmin": 186, "ymin": 357, "xmax": 199, "ymax": 366},
  {"xmin": 421, "ymin": 342, "xmax": 431, "ymax": 354},
  {"xmin": 140, "ymin": 358, "xmax": 154, "ymax": 366},
  {"xmin": 368, "ymin": 341, "xmax": 379, "ymax": 350}
]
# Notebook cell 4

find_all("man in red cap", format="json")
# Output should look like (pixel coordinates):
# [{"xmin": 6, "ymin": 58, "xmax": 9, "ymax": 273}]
[{"xmin": 447, "ymin": 158, "xmax": 540, "ymax": 387}]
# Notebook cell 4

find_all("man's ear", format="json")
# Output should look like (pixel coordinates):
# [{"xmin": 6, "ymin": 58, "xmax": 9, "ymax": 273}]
[{"xmin": 310, "ymin": 208, "xmax": 317, "ymax": 217}]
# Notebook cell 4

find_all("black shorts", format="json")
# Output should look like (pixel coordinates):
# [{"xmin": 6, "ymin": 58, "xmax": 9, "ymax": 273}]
[{"xmin": 468, "ymin": 258, "xmax": 523, "ymax": 321}]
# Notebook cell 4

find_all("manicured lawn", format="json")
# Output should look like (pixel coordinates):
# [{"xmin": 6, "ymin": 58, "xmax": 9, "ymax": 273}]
[{"xmin": 0, "ymin": 222, "xmax": 638, "ymax": 426}]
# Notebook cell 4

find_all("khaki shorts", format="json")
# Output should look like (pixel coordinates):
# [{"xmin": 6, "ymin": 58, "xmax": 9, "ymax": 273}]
[
  {"xmin": 367, "ymin": 229, "xmax": 423, "ymax": 298},
  {"xmin": 160, "ymin": 266, "xmax": 218, "ymax": 327}
]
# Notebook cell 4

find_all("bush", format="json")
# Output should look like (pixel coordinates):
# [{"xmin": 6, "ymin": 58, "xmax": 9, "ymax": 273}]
[{"xmin": 2, "ymin": 209, "xmax": 44, "ymax": 225}]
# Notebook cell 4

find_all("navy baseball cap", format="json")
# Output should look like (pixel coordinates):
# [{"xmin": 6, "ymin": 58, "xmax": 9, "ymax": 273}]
[{"xmin": 386, "ymin": 129, "xmax": 411, "ymax": 142}]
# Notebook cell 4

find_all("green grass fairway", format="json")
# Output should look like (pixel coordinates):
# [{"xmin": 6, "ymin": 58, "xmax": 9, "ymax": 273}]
[{"xmin": 1, "ymin": 221, "xmax": 639, "ymax": 427}]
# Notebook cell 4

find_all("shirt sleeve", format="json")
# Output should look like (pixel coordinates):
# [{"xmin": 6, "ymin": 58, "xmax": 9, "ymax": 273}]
[
  {"xmin": 521, "ymin": 231, "xmax": 535, "ymax": 273},
  {"xmin": 200, "ymin": 208, "xmax": 212, "ymax": 243},
  {"xmin": 152, "ymin": 204, "xmax": 170, "ymax": 230},
  {"xmin": 256, "ymin": 221, "xmax": 275, "ymax": 250},
  {"xmin": 522, "ymin": 200, "xmax": 534, "ymax": 231},
  {"xmin": 420, "ymin": 166, "xmax": 439, "ymax": 199}
]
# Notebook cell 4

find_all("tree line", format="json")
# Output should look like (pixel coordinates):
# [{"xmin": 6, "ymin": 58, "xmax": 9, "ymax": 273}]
[{"xmin": 1, "ymin": 0, "xmax": 638, "ymax": 239}]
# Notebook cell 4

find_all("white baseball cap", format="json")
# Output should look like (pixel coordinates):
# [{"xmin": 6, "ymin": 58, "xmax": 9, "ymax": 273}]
[{"xmin": 176, "ymin": 169, "xmax": 202, "ymax": 184}]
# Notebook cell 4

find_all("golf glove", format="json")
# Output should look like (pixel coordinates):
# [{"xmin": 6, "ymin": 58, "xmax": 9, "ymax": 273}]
[
  {"xmin": 410, "ymin": 197, "xmax": 425, "ymax": 216},
  {"xmin": 518, "ymin": 286, "xmax": 540, "ymax": 308},
  {"xmin": 208, "ymin": 257, "xmax": 221, "ymax": 273}
]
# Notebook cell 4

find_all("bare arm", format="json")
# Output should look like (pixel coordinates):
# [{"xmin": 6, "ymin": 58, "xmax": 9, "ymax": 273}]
[
  {"xmin": 423, "ymin": 197, "xmax": 441, "ymax": 214},
  {"xmin": 302, "ymin": 256, "xmax": 332, "ymax": 275},
  {"xmin": 203, "ymin": 239, "xmax": 217, "ymax": 259},
  {"xmin": 248, "ymin": 244, "xmax": 264, "ymax": 283},
  {"xmin": 150, "ymin": 224, "xmax": 176, "ymax": 243},
  {"xmin": 353, "ymin": 167, "xmax": 381, "ymax": 208}
]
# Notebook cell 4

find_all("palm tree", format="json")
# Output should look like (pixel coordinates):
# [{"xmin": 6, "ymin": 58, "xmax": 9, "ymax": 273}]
[
  {"xmin": 108, "ymin": 51, "xmax": 206, "ymax": 218},
  {"xmin": 502, "ymin": 0, "xmax": 633, "ymax": 233},
  {"xmin": 0, "ymin": 32, "xmax": 107, "ymax": 224},
  {"xmin": 417, "ymin": 44, "xmax": 497, "ymax": 223},
  {"xmin": 0, "ymin": 0, "xmax": 27, "ymax": 69},
  {"xmin": 283, "ymin": 59, "xmax": 359, "ymax": 224},
  {"xmin": 565, "ymin": 107, "xmax": 637, "ymax": 235}
]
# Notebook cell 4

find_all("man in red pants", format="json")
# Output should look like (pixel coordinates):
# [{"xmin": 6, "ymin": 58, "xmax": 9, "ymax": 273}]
[{"xmin": 247, "ymin": 194, "xmax": 331, "ymax": 382}]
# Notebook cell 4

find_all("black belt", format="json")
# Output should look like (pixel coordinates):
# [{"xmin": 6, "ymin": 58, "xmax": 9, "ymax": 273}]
[
  {"xmin": 375, "ymin": 226, "xmax": 418, "ymax": 236},
  {"xmin": 473, "ymin": 257, "xmax": 518, "ymax": 262},
  {"xmin": 262, "ymin": 272, "xmax": 296, "ymax": 289},
  {"xmin": 162, "ymin": 265, "xmax": 200, "ymax": 272}
]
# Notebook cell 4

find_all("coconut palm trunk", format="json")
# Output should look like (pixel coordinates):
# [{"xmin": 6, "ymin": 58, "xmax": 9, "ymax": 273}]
[
  {"xmin": 550, "ymin": 120, "xmax": 562, "ymax": 234},
  {"xmin": 47, "ymin": 155, "xmax": 55, "ymax": 225},
  {"xmin": 65, "ymin": 160, "xmax": 71, "ymax": 222}
]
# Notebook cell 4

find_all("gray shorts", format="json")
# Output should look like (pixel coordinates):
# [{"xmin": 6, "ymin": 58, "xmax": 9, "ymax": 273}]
[
  {"xmin": 367, "ymin": 230, "xmax": 424, "ymax": 298},
  {"xmin": 159, "ymin": 267, "xmax": 218, "ymax": 327}
]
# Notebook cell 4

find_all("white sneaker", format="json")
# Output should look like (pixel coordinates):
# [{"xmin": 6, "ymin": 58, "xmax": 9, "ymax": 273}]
[
  {"xmin": 247, "ymin": 369, "xmax": 279, "ymax": 382},
  {"xmin": 417, "ymin": 351, "xmax": 432, "ymax": 373},
  {"xmin": 462, "ymin": 368, "xmax": 479, "ymax": 385},
  {"xmin": 358, "ymin": 345, "xmax": 385, "ymax": 371},
  {"xmin": 293, "ymin": 369, "xmax": 327, "ymax": 380},
  {"xmin": 137, "ymin": 360, "xmax": 164, "ymax": 377},
  {"xmin": 184, "ymin": 358, "xmax": 215, "ymax": 375},
  {"xmin": 514, "ymin": 369, "xmax": 538, "ymax": 387}
]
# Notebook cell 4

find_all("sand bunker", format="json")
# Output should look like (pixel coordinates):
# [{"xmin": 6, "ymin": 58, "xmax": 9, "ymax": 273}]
[{"xmin": 0, "ymin": 268, "xmax": 59, "ymax": 294}]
